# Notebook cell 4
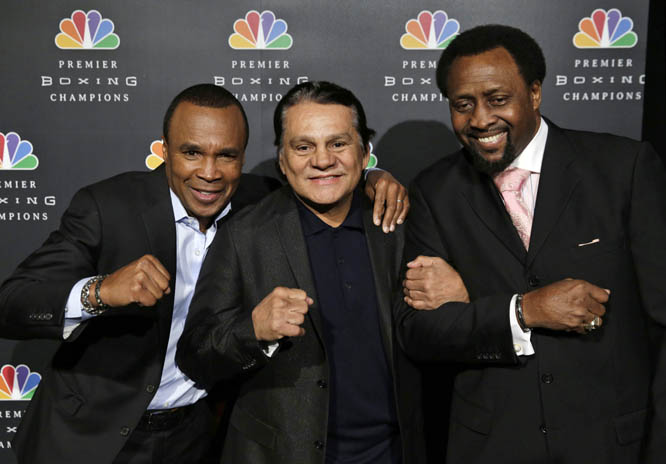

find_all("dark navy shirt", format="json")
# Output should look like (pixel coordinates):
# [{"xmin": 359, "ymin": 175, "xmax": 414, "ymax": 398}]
[{"xmin": 297, "ymin": 190, "xmax": 401, "ymax": 464}]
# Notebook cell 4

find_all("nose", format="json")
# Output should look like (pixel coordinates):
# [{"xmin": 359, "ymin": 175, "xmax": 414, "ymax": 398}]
[
  {"xmin": 469, "ymin": 103, "xmax": 496, "ymax": 130},
  {"xmin": 197, "ymin": 156, "xmax": 221, "ymax": 182},
  {"xmin": 311, "ymin": 147, "xmax": 335, "ymax": 170}
]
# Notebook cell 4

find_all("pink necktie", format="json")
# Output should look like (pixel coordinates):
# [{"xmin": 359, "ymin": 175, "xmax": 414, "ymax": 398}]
[{"xmin": 493, "ymin": 168, "xmax": 533, "ymax": 249}]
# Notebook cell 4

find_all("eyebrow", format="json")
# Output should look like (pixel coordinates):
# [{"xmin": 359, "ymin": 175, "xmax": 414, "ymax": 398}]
[
  {"xmin": 289, "ymin": 132, "xmax": 354, "ymax": 143},
  {"xmin": 452, "ymin": 86, "xmax": 505, "ymax": 100},
  {"xmin": 178, "ymin": 142, "xmax": 241, "ymax": 155}
]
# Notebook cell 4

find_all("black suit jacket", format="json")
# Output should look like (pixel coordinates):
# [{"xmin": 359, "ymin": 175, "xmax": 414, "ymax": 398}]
[
  {"xmin": 0, "ymin": 166, "xmax": 278, "ymax": 463},
  {"xmin": 397, "ymin": 123, "xmax": 666, "ymax": 463},
  {"xmin": 177, "ymin": 186, "xmax": 426, "ymax": 464}
]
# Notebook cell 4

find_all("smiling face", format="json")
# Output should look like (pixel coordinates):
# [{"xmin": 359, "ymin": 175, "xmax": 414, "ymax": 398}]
[
  {"xmin": 446, "ymin": 46, "xmax": 541, "ymax": 175},
  {"xmin": 163, "ymin": 101, "xmax": 246, "ymax": 232},
  {"xmin": 278, "ymin": 102, "xmax": 369, "ymax": 227}
]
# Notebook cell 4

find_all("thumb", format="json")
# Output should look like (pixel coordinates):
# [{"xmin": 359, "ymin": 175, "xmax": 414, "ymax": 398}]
[{"xmin": 407, "ymin": 255, "xmax": 433, "ymax": 268}]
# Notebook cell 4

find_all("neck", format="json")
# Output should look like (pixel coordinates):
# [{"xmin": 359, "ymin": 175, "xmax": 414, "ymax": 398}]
[{"xmin": 295, "ymin": 193, "xmax": 353, "ymax": 228}]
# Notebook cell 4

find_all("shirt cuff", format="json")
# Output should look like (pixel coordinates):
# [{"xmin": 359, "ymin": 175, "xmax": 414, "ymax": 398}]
[
  {"xmin": 63, "ymin": 276, "xmax": 96, "ymax": 339},
  {"xmin": 261, "ymin": 342, "xmax": 280, "ymax": 357},
  {"xmin": 509, "ymin": 294, "xmax": 535, "ymax": 356}
]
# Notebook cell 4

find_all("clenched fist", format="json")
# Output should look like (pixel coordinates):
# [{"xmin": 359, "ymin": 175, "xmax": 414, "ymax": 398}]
[
  {"xmin": 94, "ymin": 254, "xmax": 171, "ymax": 308},
  {"xmin": 522, "ymin": 279, "xmax": 610, "ymax": 334},
  {"xmin": 252, "ymin": 287, "xmax": 313, "ymax": 341}
]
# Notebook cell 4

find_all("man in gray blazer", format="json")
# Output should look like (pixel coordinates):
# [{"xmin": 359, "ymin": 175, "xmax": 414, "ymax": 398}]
[{"xmin": 177, "ymin": 81, "xmax": 425, "ymax": 464}]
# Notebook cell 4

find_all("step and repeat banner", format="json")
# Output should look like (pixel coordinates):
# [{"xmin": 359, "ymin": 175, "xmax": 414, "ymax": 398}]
[{"xmin": 0, "ymin": 0, "xmax": 649, "ymax": 458}]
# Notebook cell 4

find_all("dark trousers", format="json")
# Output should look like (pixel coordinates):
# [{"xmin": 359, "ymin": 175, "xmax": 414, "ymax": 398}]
[{"xmin": 113, "ymin": 400, "xmax": 216, "ymax": 464}]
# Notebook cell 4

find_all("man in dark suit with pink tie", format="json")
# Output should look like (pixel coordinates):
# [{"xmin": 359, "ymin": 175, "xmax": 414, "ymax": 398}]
[{"xmin": 399, "ymin": 24, "xmax": 666, "ymax": 463}]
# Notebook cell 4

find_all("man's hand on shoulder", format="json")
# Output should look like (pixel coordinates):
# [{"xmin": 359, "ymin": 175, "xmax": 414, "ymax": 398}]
[
  {"xmin": 522, "ymin": 279, "xmax": 609, "ymax": 334},
  {"xmin": 403, "ymin": 256, "xmax": 469, "ymax": 310},
  {"xmin": 364, "ymin": 169, "xmax": 409, "ymax": 233},
  {"xmin": 96, "ymin": 254, "xmax": 171, "ymax": 308},
  {"xmin": 252, "ymin": 287, "xmax": 312, "ymax": 342}
]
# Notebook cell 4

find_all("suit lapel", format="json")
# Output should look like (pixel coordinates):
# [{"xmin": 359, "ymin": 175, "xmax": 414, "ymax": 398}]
[
  {"xmin": 527, "ymin": 124, "xmax": 580, "ymax": 266},
  {"xmin": 460, "ymin": 165, "xmax": 528, "ymax": 264},
  {"xmin": 273, "ymin": 189, "xmax": 326, "ymax": 346},
  {"xmin": 361, "ymin": 196, "xmax": 395, "ymax": 369},
  {"xmin": 140, "ymin": 166, "xmax": 177, "ymax": 352}
]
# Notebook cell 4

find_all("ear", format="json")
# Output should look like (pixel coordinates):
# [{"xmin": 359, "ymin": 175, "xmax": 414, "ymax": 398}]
[
  {"xmin": 161, "ymin": 136, "xmax": 169, "ymax": 162},
  {"xmin": 362, "ymin": 145, "xmax": 371, "ymax": 169},
  {"xmin": 530, "ymin": 80, "xmax": 542, "ymax": 111},
  {"xmin": 277, "ymin": 149, "xmax": 286, "ymax": 176}
]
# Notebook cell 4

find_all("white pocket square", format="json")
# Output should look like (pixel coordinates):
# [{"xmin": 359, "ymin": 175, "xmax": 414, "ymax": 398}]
[{"xmin": 578, "ymin": 238, "xmax": 600, "ymax": 247}]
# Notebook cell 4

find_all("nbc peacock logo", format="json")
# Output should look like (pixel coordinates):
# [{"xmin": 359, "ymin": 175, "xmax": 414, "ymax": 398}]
[
  {"xmin": 400, "ymin": 10, "xmax": 459, "ymax": 50},
  {"xmin": 0, "ymin": 364, "xmax": 41, "ymax": 401},
  {"xmin": 0, "ymin": 132, "xmax": 39, "ymax": 171},
  {"xmin": 366, "ymin": 142, "xmax": 378, "ymax": 169},
  {"xmin": 145, "ymin": 140, "xmax": 164, "ymax": 170},
  {"xmin": 55, "ymin": 10, "xmax": 120, "ymax": 50},
  {"xmin": 573, "ymin": 8, "xmax": 637, "ymax": 49},
  {"xmin": 229, "ymin": 10, "xmax": 293, "ymax": 50}
]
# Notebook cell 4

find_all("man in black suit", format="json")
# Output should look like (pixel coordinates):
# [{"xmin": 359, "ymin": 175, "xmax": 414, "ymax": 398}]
[
  {"xmin": 177, "ymin": 81, "xmax": 425, "ymax": 464},
  {"xmin": 0, "ymin": 84, "xmax": 407, "ymax": 464},
  {"xmin": 399, "ymin": 25, "xmax": 666, "ymax": 463}
]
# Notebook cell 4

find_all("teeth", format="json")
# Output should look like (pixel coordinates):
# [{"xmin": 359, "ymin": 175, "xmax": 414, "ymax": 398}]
[{"xmin": 478, "ymin": 133, "xmax": 504, "ymax": 143}]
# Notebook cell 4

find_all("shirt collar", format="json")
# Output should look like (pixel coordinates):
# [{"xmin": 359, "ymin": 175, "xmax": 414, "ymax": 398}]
[
  {"xmin": 509, "ymin": 117, "xmax": 548, "ymax": 174},
  {"xmin": 297, "ymin": 188, "xmax": 364, "ymax": 237},
  {"xmin": 169, "ymin": 189, "xmax": 231, "ymax": 231}
]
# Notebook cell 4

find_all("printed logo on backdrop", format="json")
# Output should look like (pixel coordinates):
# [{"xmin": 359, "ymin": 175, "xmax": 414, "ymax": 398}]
[
  {"xmin": 556, "ymin": 8, "xmax": 643, "ymax": 103},
  {"xmin": 400, "ymin": 10, "xmax": 459, "ymax": 50},
  {"xmin": 385, "ymin": 10, "xmax": 460, "ymax": 103},
  {"xmin": 143, "ymin": 139, "xmax": 378, "ymax": 170},
  {"xmin": 55, "ymin": 10, "xmax": 119, "ymax": 49},
  {"xmin": 214, "ymin": 9, "xmax": 306, "ymax": 103},
  {"xmin": 146, "ymin": 140, "xmax": 164, "ymax": 170},
  {"xmin": 0, "ymin": 365, "xmax": 41, "ymax": 401},
  {"xmin": 0, "ymin": 132, "xmax": 56, "ymax": 223},
  {"xmin": 41, "ymin": 9, "xmax": 137, "ymax": 103},
  {"xmin": 366, "ymin": 143, "xmax": 378, "ymax": 169},
  {"xmin": 229, "ymin": 10, "xmax": 292, "ymax": 50},
  {"xmin": 0, "ymin": 365, "xmax": 39, "ymax": 449},
  {"xmin": 0, "ymin": 132, "xmax": 39, "ymax": 171},
  {"xmin": 573, "ymin": 9, "xmax": 637, "ymax": 49}
]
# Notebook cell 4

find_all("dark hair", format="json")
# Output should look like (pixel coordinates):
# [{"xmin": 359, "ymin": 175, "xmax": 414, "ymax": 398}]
[
  {"xmin": 273, "ymin": 81, "xmax": 375, "ymax": 150},
  {"xmin": 162, "ymin": 84, "xmax": 249, "ymax": 147},
  {"xmin": 436, "ymin": 24, "xmax": 546, "ymax": 97}
]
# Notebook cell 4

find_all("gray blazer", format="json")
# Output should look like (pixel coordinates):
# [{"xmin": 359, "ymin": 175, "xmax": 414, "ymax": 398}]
[{"xmin": 177, "ymin": 185, "xmax": 426, "ymax": 464}]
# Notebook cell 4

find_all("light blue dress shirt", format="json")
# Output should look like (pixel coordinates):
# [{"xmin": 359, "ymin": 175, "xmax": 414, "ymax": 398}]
[{"xmin": 64, "ymin": 189, "xmax": 230, "ymax": 409}]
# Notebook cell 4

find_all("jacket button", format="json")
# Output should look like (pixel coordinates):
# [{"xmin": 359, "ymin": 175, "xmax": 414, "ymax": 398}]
[
  {"xmin": 120, "ymin": 426, "xmax": 131, "ymax": 436},
  {"xmin": 541, "ymin": 373, "xmax": 554, "ymax": 384},
  {"xmin": 317, "ymin": 380, "xmax": 328, "ymax": 389},
  {"xmin": 44, "ymin": 313, "xmax": 53, "ymax": 320},
  {"xmin": 146, "ymin": 384, "xmax": 156, "ymax": 393},
  {"xmin": 314, "ymin": 440, "xmax": 324, "ymax": 450},
  {"xmin": 540, "ymin": 424, "xmax": 547, "ymax": 434},
  {"xmin": 528, "ymin": 275, "xmax": 540, "ymax": 287}
]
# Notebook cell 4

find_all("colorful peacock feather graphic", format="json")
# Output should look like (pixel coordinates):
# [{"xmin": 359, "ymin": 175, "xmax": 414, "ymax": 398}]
[
  {"xmin": 573, "ymin": 9, "xmax": 637, "ymax": 48},
  {"xmin": 145, "ymin": 140, "xmax": 164, "ymax": 170},
  {"xmin": 0, "ymin": 365, "xmax": 41, "ymax": 400},
  {"xmin": 400, "ymin": 10, "xmax": 460, "ymax": 50},
  {"xmin": 0, "ymin": 132, "xmax": 39, "ymax": 170},
  {"xmin": 229, "ymin": 10, "xmax": 293, "ymax": 50},
  {"xmin": 55, "ymin": 10, "xmax": 119, "ymax": 49}
]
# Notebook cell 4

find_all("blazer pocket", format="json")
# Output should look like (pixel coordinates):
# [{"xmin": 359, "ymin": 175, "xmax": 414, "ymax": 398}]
[
  {"xmin": 230, "ymin": 405, "xmax": 278, "ymax": 450},
  {"xmin": 55, "ymin": 392, "xmax": 85, "ymax": 416},
  {"xmin": 450, "ymin": 392, "xmax": 493, "ymax": 435},
  {"xmin": 613, "ymin": 408, "xmax": 648, "ymax": 445}
]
